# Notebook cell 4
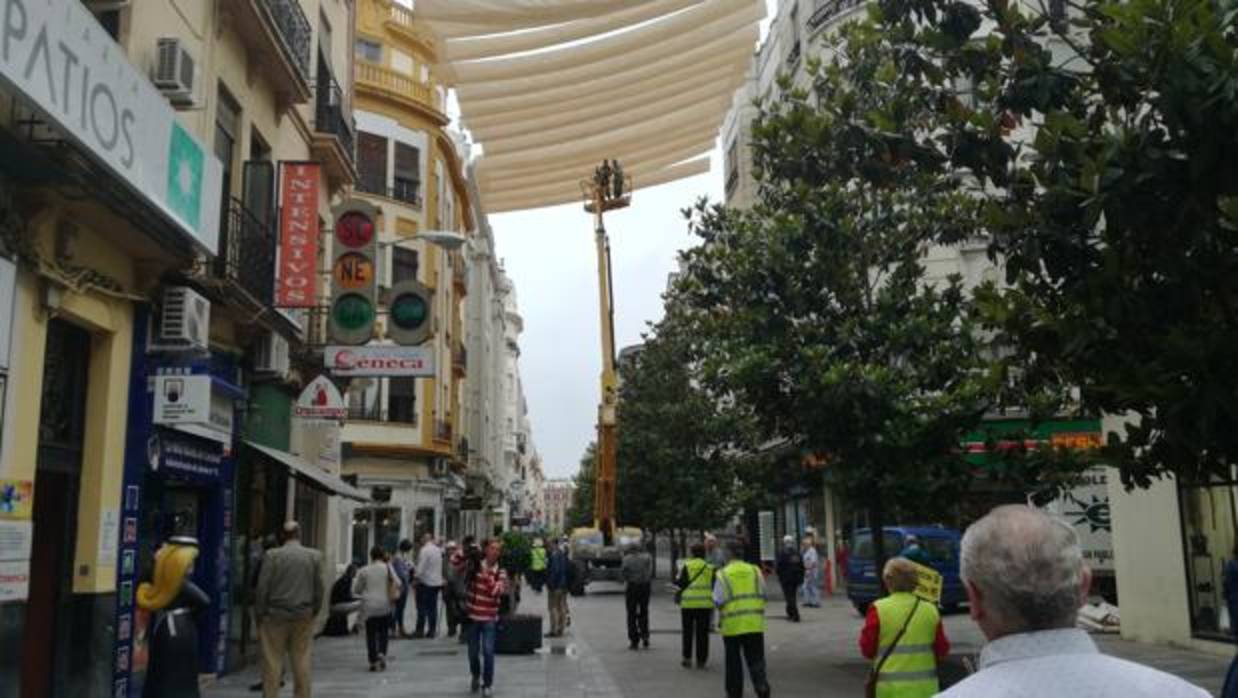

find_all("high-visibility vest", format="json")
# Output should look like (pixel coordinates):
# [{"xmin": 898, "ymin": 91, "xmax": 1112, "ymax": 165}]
[
  {"xmin": 717, "ymin": 561, "xmax": 766, "ymax": 637},
  {"xmin": 680, "ymin": 557, "xmax": 715, "ymax": 610},
  {"xmin": 873, "ymin": 592, "xmax": 940, "ymax": 698},
  {"xmin": 530, "ymin": 546, "xmax": 547, "ymax": 572}
]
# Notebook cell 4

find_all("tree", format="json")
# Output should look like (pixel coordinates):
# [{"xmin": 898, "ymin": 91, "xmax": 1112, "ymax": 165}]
[
  {"xmin": 672, "ymin": 13, "xmax": 1085, "ymax": 568},
  {"xmin": 565, "ymin": 442, "xmax": 597, "ymax": 529},
  {"xmin": 615, "ymin": 313, "xmax": 748, "ymax": 539},
  {"xmin": 876, "ymin": 0, "xmax": 1238, "ymax": 487}
]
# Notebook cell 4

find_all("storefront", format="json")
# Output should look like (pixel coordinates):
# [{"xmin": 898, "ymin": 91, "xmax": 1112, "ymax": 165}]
[{"xmin": 1178, "ymin": 474, "xmax": 1238, "ymax": 642}]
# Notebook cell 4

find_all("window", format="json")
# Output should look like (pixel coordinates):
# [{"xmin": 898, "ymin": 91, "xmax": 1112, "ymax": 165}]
[
  {"xmin": 388, "ymin": 377, "xmax": 416, "ymax": 424},
  {"xmin": 357, "ymin": 131, "xmax": 388, "ymax": 196},
  {"xmin": 725, "ymin": 139, "xmax": 740, "ymax": 197},
  {"xmin": 1180, "ymin": 475, "xmax": 1238, "ymax": 640},
  {"xmin": 393, "ymin": 142, "xmax": 421, "ymax": 206},
  {"xmin": 391, "ymin": 49, "xmax": 414, "ymax": 74},
  {"xmin": 355, "ymin": 38, "xmax": 382, "ymax": 63},
  {"xmin": 392, "ymin": 247, "xmax": 419, "ymax": 284}
]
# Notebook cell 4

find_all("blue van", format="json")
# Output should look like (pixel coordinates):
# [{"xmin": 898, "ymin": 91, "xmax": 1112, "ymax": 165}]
[{"xmin": 846, "ymin": 526, "xmax": 966, "ymax": 613}]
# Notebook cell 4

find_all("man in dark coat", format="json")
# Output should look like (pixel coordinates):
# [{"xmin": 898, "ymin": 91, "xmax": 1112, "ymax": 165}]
[{"xmin": 774, "ymin": 535, "xmax": 804, "ymax": 622}]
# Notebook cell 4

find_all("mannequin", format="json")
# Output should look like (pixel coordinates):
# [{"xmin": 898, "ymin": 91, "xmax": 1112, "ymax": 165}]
[{"xmin": 137, "ymin": 536, "xmax": 209, "ymax": 698}]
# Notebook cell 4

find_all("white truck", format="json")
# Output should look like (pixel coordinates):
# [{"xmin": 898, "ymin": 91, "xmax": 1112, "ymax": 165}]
[{"xmin": 1038, "ymin": 467, "xmax": 1116, "ymax": 602}]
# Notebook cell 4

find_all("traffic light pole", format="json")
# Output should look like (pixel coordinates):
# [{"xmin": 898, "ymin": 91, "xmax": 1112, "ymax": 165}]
[{"xmin": 583, "ymin": 165, "xmax": 629, "ymax": 546}]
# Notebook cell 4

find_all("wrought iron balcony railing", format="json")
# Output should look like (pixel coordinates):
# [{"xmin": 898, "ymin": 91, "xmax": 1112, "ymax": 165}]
[
  {"xmin": 347, "ymin": 404, "xmax": 417, "ymax": 425},
  {"xmin": 315, "ymin": 76, "xmax": 356, "ymax": 163},
  {"xmin": 356, "ymin": 178, "xmax": 423, "ymax": 208},
  {"xmin": 215, "ymin": 196, "xmax": 276, "ymax": 307},
  {"xmin": 262, "ymin": 0, "xmax": 312, "ymax": 83},
  {"xmin": 808, "ymin": 0, "xmax": 865, "ymax": 31}
]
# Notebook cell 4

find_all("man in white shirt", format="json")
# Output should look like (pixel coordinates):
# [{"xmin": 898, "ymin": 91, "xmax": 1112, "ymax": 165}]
[
  {"xmin": 940, "ymin": 505, "xmax": 1210, "ymax": 698},
  {"xmin": 413, "ymin": 533, "xmax": 445, "ymax": 638}
]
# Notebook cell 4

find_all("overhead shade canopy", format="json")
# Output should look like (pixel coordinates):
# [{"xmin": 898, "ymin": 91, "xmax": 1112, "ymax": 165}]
[
  {"xmin": 413, "ymin": 0, "xmax": 764, "ymax": 213},
  {"xmin": 246, "ymin": 441, "xmax": 372, "ymax": 502}
]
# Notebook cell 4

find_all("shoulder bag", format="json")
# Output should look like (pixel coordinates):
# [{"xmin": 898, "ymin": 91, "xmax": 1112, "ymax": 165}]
[
  {"xmin": 865, "ymin": 597, "xmax": 922, "ymax": 698},
  {"xmin": 387, "ymin": 564, "xmax": 402, "ymax": 603},
  {"xmin": 675, "ymin": 563, "xmax": 710, "ymax": 606}
]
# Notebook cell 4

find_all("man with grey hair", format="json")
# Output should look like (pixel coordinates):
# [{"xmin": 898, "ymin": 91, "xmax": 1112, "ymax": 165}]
[{"xmin": 939, "ymin": 505, "xmax": 1208, "ymax": 697}]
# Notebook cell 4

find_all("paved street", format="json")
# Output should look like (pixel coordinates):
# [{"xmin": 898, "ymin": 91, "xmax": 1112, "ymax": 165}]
[{"xmin": 208, "ymin": 579, "xmax": 1230, "ymax": 697}]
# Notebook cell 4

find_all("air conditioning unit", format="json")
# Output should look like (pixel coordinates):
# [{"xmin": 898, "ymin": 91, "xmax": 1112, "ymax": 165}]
[
  {"xmin": 154, "ymin": 38, "xmax": 195, "ymax": 105},
  {"xmin": 159, "ymin": 286, "xmax": 210, "ymax": 351},
  {"xmin": 253, "ymin": 332, "xmax": 291, "ymax": 376}
]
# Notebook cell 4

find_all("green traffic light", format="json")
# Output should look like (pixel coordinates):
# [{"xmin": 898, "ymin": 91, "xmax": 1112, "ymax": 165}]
[
  {"xmin": 391, "ymin": 293, "xmax": 428, "ymax": 330},
  {"xmin": 333, "ymin": 294, "xmax": 375, "ymax": 331}
]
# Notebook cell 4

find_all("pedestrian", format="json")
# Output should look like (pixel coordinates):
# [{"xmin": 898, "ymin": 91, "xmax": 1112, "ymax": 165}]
[
  {"xmin": 455, "ymin": 536, "xmax": 481, "ymax": 644},
  {"xmin": 714, "ymin": 539, "xmax": 770, "ymax": 698},
  {"xmin": 939, "ymin": 505, "xmax": 1210, "ymax": 697},
  {"xmin": 858, "ymin": 557, "xmax": 950, "ymax": 697},
  {"xmin": 899, "ymin": 534, "xmax": 932, "ymax": 566},
  {"xmin": 391, "ymin": 539, "xmax": 414, "ymax": 638},
  {"xmin": 546, "ymin": 537, "xmax": 573, "ymax": 637},
  {"xmin": 254, "ymin": 521, "xmax": 323, "ymax": 698},
  {"xmin": 528, "ymin": 537, "xmax": 548, "ymax": 593},
  {"xmin": 1223, "ymin": 541, "xmax": 1238, "ymax": 640},
  {"xmin": 774, "ymin": 535, "xmax": 804, "ymax": 622},
  {"xmin": 705, "ymin": 533, "xmax": 728, "ymax": 569},
  {"xmin": 248, "ymin": 535, "xmax": 284, "ymax": 692},
  {"xmin": 465, "ymin": 539, "xmax": 509, "ymax": 696},
  {"xmin": 352, "ymin": 545, "xmax": 398, "ymax": 672},
  {"xmin": 800, "ymin": 536, "xmax": 821, "ymax": 608},
  {"xmin": 414, "ymin": 532, "xmax": 445, "ymax": 638},
  {"xmin": 621, "ymin": 541, "xmax": 654, "ymax": 650},
  {"xmin": 677, "ymin": 542, "xmax": 715, "ymax": 669},
  {"xmin": 443, "ymin": 540, "xmax": 463, "ymax": 638}
]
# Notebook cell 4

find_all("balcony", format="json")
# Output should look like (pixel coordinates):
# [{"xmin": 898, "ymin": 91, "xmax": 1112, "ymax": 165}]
[
  {"xmin": 224, "ymin": 0, "xmax": 313, "ymax": 105},
  {"xmin": 355, "ymin": 61, "xmax": 446, "ymax": 124},
  {"xmin": 347, "ymin": 404, "xmax": 416, "ymax": 424},
  {"xmin": 452, "ymin": 343, "xmax": 467, "ymax": 377},
  {"xmin": 452, "ymin": 255, "xmax": 468, "ymax": 295},
  {"xmin": 215, "ymin": 197, "xmax": 276, "ymax": 307},
  {"xmin": 808, "ymin": 0, "xmax": 866, "ymax": 32},
  {"xmin": 356, "ymin": 177, "xmax": 423, "ymax": 209},
  {"xmin": 312, "ymin": 76, "xmax": 357, "ymax": 185}
]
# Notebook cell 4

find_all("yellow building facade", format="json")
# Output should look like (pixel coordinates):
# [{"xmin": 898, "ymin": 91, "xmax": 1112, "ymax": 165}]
[{"xmin": 340, "ymin": 0, "xmax": 476, "ymax": 562}]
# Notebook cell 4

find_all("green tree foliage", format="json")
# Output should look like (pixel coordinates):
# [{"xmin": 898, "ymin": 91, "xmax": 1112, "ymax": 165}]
[
  {"xmin": 876, "ymin": 0, "xmax": 1238, "ymax": 487},
  {"xmin": 615, "ymin": 313, "xmax": 747, "ymax": 535},
  {"xmin": 565, "ymin": 442, "xmax": 597, "ymax": 529},
  {"xmin": 671, "ymin": 13, "xmax": 1087, "ymax": 551}
]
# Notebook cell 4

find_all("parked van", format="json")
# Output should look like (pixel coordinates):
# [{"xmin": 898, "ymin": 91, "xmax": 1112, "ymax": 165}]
[{"xmin": 846, "ymin": 526, "xmax": 965, "ymax": 613}]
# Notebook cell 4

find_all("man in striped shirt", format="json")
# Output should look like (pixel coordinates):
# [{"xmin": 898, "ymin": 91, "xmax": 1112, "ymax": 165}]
[{"xmin": 465, "ymin": 539, "xmax": 508, "ymax": 696}]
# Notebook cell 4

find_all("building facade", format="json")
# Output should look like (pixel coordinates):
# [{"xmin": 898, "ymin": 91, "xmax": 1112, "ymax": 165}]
[
  {"xmin": 0, "ymin": 0, "xmax": 362, "ymax": 695},
  {"xmin": 543, "ymin": 479, "xmax": 577, "ymax": 537}
]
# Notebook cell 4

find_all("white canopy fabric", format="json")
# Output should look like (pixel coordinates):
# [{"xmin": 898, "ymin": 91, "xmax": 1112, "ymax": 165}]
[{"xmin": 412, "ymin": 0, "xmax": 764, "ymax": 213}]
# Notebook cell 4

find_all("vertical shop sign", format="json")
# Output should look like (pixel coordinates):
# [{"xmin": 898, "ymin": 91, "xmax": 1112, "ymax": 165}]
[{"xmin": 276, "ymin": 163, "xmax": 321, "ymax": 307}]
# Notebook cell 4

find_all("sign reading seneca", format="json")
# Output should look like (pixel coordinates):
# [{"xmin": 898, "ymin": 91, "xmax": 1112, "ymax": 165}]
[{"xmin": 0, "ymin": 0, "xmax": 222, "ymax": 252}]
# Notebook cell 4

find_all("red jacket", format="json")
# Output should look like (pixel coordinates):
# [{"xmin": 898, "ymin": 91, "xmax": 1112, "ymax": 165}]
[{"xmin": 858, "ymin": 604, "xmax": 950, "ymax": 660}]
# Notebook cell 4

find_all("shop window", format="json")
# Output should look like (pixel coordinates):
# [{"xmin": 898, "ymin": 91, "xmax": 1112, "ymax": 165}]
[
  {"xmin": 352, "ymin": 507, "xmax": 403, "ymax": 565},
  {"xmin": 1180, "ymin": 478, "xmax": 1238, "ymax": 640},
  {"xmin": 357, "ymin": 131, "xmax": 388, "ymax": 197},
  {"xmin": 415, "ymin": 507, "xmax": 436, "ymax": 541}
]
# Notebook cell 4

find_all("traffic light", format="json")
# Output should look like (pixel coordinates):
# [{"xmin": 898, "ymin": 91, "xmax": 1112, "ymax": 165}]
[
  {"xmin": 387, "ymin": 279, "xmax": 433, "ymax": 345},
  {"xmin": 329, "ymin": 198, "xmax": 378, "ymax": 345}
]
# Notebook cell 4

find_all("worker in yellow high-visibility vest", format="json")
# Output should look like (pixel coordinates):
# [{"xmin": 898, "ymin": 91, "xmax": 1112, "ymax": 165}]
[
  {"xmin": 858, "ymin": 557, "xmax": 951, "ymax": 698},
  {"xmin": 676, "ymin": 542, "xmax": 715, "ymax": 669},
  {"xmin": 713, "ymin": 539, "xmax": 771, "ymax": 698}
]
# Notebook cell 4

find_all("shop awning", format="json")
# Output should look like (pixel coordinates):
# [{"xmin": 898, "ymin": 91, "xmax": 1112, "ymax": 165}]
[
  {"xmin": 413, "ymin": 0, "xmax": 764, "ymax": 213},
  {"xmin": 245, "ymin": 441, "xmax": 372, "ymax": 502}
]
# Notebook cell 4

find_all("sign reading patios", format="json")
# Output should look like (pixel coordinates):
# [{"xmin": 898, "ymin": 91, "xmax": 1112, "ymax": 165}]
[{"xmin": 0, "ymin": 0, "xmax": 223, "ymax": 253}]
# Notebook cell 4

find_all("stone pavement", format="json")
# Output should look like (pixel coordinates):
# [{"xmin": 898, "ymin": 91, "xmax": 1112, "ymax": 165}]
[{"xmin": 207, "ymin": 579, "xmax": 1230, "ymax": 697}]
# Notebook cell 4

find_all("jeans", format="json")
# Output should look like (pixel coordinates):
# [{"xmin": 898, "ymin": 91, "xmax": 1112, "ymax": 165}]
[
  {"xmin": 416, "ymin": 585, "xmax": 441, "ymax": 636},
  {"xmin": 681, "ymin": 608, "xmax": 711, "ymax": 665},
  {"xmin": 780, "ymin": 580, "xmax": 800, "ymax": 620},
  {"xmin": 625, "ymin": 583, "xmax": 651, "ymax": 644},
  {"xmin": 800, "ymin": 572, "xmax": 821, "ymax": 607},
  {"xmin": 467, "ymin": 620, "xmax": 498, "ymax": 688},
  {"xmin": 364, "ymin": 616, "xmax": 390, "ymax": 664},
  {"xmin": 724, "ymin": 633, "xmax": 769, "ymax": 698},
  {"xmin": 258, "ymin": 616, "xmax": 315, "ymax": 698},
  {"xmin": 393, "ymin": 588, "xmax": 410, "ymax": 634}
]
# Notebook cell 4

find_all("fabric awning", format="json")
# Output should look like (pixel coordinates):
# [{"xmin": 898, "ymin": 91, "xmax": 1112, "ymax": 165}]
[
  {"xmin": 245, "ymin": 441, "xmax": 371, "ymax": 502},
  {"xmin": 413, "ymin": 0, "xmax": 764, "ymax": 213}
]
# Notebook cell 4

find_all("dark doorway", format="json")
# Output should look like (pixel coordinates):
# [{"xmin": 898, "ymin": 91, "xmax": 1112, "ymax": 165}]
[{"xmin": 22, "ymin": 319, "xmax": 90, "ymax": 698}]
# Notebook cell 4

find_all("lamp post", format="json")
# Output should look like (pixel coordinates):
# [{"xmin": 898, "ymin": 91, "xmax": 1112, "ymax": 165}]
[{"xmin": 580, "ymin": 161, "xmax": 631, "ymax": 546}]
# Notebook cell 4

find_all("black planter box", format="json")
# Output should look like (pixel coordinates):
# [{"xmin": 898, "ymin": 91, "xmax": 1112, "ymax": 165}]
[{"xmin": 495, "ymin": 614, "xmax": 543, "ymax": 655}]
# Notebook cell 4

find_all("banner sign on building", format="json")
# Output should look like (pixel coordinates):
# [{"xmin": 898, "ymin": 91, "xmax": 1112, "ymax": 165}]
[
  {"xmin": 0, "ymin": 0, "xmax": 223, "ymax": 253},
  {"xmin": 325, "ymin": 345, "xmax": 435, "ymax": 377},
  {"xmin": 293, "ymin": 375, "xmax": 347, "ymax": 421},
  {"xmin": 276, "ymin": 162, "xmax": 321, "ymax": 307},
  {"xmin": 152, "ymin": 375, "xmax": 235, "ymax": 445}
]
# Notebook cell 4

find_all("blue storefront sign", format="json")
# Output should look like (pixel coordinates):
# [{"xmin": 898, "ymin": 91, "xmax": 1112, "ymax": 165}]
[{"xmin": 113, "ymin": 307, "xmax": 241, "ymax": 697}]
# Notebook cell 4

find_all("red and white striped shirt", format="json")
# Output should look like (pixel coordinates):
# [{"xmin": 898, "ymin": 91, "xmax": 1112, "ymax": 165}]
[{"xmin": 466, "ymin": 561, "xmax": 509, "ymax": 622}]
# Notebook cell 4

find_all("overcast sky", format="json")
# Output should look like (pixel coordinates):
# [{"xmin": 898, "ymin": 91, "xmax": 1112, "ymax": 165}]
[{"xmin": 475, "ymin": 1, "xmax": 779, "ymax": 479}]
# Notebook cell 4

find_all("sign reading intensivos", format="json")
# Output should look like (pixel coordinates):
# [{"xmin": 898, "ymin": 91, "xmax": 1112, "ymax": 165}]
[
  {"xmin": 277, "ymin": 163, "xmax": 320, "ymax": 307},
  {"xmin": 0, "ymin": 0, "xmax": 222, "ymax": 253},
  {"xmin": 325, "ymin": 346, "xmax": 434, "ymax": 377}
]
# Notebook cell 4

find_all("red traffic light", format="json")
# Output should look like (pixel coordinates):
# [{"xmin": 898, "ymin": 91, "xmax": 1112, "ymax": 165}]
[{"xmin": 335, "ymin": 210, "xmax": 375, "ymax": 249}]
